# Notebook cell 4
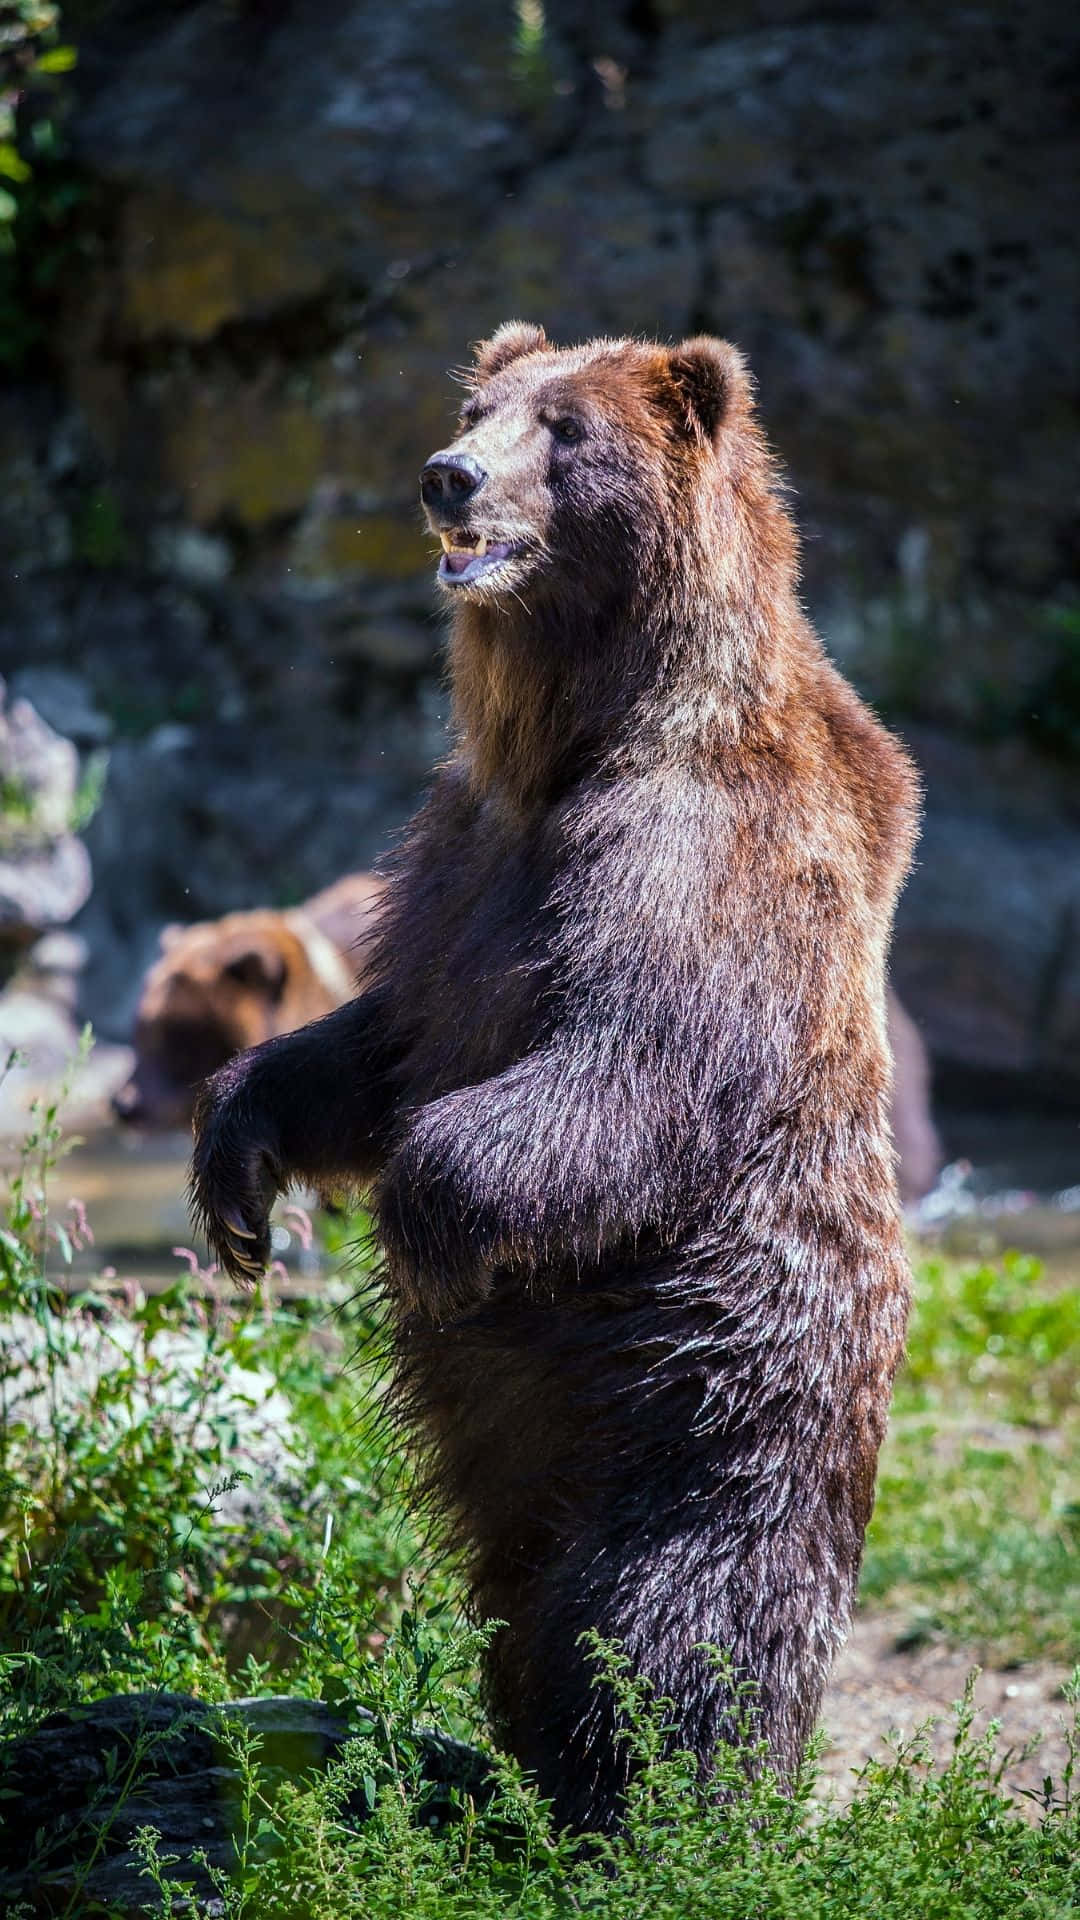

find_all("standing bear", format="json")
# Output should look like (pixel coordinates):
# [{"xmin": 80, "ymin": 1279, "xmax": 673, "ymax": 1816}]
[{"xmin": 192, "ymin": 324, "xmax": 919, "ymax": 1833}]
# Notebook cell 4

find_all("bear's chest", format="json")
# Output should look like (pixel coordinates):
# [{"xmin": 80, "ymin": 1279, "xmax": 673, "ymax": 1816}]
[{"xmin": 395, "ymin": 809, "xmax": 558, "ymax": 1098}]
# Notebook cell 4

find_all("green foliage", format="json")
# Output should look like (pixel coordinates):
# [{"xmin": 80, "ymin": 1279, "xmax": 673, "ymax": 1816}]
[
  {"xmin": 902, "ymin": 1251, "xmax": 1079, "ymax": 1425},
  {"xmin": 0, "ymin": 2, "xmax": 88, "ymax": 369},
  {"xmin": 0, "ymin": 1056, "xmax": 434, "ymax": 1736},
  {"xmin": 865, "ymin": 590, "xmax": 1080, "ymax": 761},
  {"xmin": 0, "ymin": 1072, "xmax": 1077, "ymax": 1909},
  {"xmin": 512, "ymin": 0, "xmax": 550, "ymax": 99},
  {"xmin": 123, "ymin": 1647, "xmax": 1079, "ymax": 1919},
  {"xmin": 0, "ymin": 750, "xmax": 108, "ymax": 848},
  {"xmin": 863, "ymin": 1250, "xmax": 1080, "ymax": 1660},
  {"xmin": 71, "ymin": 485, "xmax": 132, "ymax": 569},
  {"xmin": 0, "ymin": 4, "xmax": 63, "ymax": 188},
  {"xmin": 1027, "ymin": 599, "xmax": 1080, "ymax": 760},
  {"xmin": 68, "ymin": 744, "xmax": 108, "ymax": 831},
  {"xmin": 864, "ymin": 1436, "xmax": 1078, "ymax": 1662},
  {"xmin": 0, "ymin": 770, "xmax": 35, "ymax": 835}
]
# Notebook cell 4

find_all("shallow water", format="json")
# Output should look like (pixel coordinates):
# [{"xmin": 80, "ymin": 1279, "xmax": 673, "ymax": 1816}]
[
  {"xmin": 918, "ymin": 1104, "xmax": 1080, "ymax": 1274},
  {"xmin": 21, "ymin": 1128, "xmax": 326, "ymax": 1293},
  {"xmin": 17, "ymin": 1103, "xmax": 1080, "ymax": 1294}
]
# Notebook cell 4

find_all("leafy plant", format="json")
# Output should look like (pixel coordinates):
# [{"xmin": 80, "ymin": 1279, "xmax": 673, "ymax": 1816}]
[
  {"xmin": 1027, "ymin": 598, "xmax": 1080, "ymax": 760},
  {"xmin": 0, "ymin": 1, "xmax": 86, "ymax": 369},
  {"xmin": 71, "ymin": 484, "xmax": 132, "ymax": 568},
  {"xmin": 124, "ymin": 1643, "xmax": 1079, "ymax": 1919},
  {"xmin": 0, "ymin": 1051, "xmax": 434, "ymax": 1735},
  {"xmin": 0, "ymin": 1061, "xmax": 1077, "ymax": 1910}
]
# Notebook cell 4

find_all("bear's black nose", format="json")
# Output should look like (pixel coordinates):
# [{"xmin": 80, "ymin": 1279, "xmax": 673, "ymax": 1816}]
[{"xmin": 420, "ymin": 451, "xmax": 487, "ymax": 510}]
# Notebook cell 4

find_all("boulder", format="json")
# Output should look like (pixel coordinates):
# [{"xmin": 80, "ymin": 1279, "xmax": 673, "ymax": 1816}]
[
  {"xmin": 0, "ymin": 683, "xmax": 91, "ymax": 944},
  {"xmin": 893, "ymin": 729, "xmax": 1080, "ymax": 1096},
  {"xmin": 0, "ymin": 1690, "xmax": 489, "ymax": 1916}
]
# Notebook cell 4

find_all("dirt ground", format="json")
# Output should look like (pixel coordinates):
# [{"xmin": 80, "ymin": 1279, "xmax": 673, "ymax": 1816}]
[{"xmin": 817, "ymin": 1611, "xmax": 1073, "ymax": 1811}]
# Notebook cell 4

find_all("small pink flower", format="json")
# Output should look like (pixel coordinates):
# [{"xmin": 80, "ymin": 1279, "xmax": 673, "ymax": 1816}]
[
  {"xmin": 172, "ymin": 1246, "xmax": 202, "ymax": 1277},
  {"xmin": 282, "ymin": 1204, "xmax": 314, "ymax": 1252},
  {"xmin": 66, "ymin": 1196, "xmax": 94, "ymax": 1250}
]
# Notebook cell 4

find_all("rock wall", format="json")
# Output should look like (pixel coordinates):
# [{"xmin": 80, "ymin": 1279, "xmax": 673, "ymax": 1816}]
[{"xmin": 0, "ymin": 0, "xmax": 1077, "ymax": 1094}]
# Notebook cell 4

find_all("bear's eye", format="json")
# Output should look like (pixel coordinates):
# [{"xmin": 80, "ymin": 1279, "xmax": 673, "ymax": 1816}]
[{"xmin": 550, "ymin": 416, "xmax": 584, "ymax": 445}]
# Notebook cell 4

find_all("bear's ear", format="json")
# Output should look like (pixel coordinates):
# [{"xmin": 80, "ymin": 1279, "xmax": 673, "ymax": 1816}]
[
  {"xmin": 222, "ymin": 938, "xmax": 288, "ymax": 1004},
  {"xmin": 472, "ymin": 321, "xmax": 548, "ymax": 383},
  {"xmin": 667, "ymin": 337, "xmax": 752, "ymax": 441}
]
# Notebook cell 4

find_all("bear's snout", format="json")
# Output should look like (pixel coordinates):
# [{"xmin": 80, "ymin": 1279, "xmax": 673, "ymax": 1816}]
[{"xmin": 420, "ymin": 451, "xmax": 487, "ymax": 515}]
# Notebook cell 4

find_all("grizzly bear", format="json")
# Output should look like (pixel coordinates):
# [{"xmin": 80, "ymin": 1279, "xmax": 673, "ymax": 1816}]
[
  {"xmin": 115, "ymin": 874, "xmax": 380, "ymax": 1128},
  {"xmin": 191, "ymin": 323, "xmax": 920, "ymax": 1832}
]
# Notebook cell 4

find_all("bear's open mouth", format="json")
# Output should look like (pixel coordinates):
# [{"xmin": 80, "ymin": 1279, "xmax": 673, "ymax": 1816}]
[{"xmin": 437, "ymin": 532, "xmax": 521, "ymax": 586}]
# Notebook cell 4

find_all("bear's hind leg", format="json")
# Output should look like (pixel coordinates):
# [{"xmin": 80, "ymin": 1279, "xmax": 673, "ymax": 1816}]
[{"xmin": 481, "ymin": 1509, "xmax": 851, "ymax": 1834}]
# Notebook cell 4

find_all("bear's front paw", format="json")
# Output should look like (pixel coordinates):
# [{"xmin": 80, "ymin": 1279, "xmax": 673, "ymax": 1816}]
[
  {"xmin": 376, "ymin": 1151, "xmax": 492, "ymax": 1323},
  {"xmin": 190, "ymin": 1069, "xmax": 283, "ymax": 1282}
]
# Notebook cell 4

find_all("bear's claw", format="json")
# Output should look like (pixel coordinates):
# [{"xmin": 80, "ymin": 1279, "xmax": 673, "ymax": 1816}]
[{"xmin": 221, "ymin": 1212, "xmax": 259, "ymax": 1241}]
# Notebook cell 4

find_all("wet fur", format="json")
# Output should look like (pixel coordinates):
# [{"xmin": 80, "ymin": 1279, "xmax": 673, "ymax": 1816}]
[{"xmin": 191, "ymin": 326, "xmax": 919, "ymax": 1831}]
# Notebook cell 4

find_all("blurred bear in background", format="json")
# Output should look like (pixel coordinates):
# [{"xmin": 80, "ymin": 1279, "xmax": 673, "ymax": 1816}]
[{"xmin": 113, "ymin": 873, "xmax": 380, "ymax": 1130}]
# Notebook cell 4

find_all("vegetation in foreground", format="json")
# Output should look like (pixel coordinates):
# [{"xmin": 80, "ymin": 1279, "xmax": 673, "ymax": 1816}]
[{"xmin": 0, "ymin": 1067, "xmax": 1076, "ymax": 1914}]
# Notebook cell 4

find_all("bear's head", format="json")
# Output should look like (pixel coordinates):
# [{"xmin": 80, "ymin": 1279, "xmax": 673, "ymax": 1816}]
[
  {"xmin": 419, "ymin": 326, "xmax": 800, "ymax": 797},
  {"xmin": 419, "ymin": 323, "xmax": 780, "ymax": 618},
  {"xmin": 113, "ymin": 909, "xmax": 353, "ymax": 1130}
]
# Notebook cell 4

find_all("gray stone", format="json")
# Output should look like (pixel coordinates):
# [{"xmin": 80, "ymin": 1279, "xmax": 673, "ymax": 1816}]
[
  {"xmin": 0, "ymin": 682, "xmax": 79, "ymax": 841},
  {"xmin": 10, "ymin": 666, "xmax": 112, "ymax": 748},
  {"xmin": 0, "ymin": 684, "xmax": 93, "ymax": 941},
  {"xmin": 22, "ymin": 930, "xmax": 88, "ymax": 1014},
  {"xmin": 0, "ymin": 984, "xmax": 132, "ymax": 1135},
  {"xmin": 892, "ymin": 728, "xmax": 1080, "ymax": 1091},
  {"xmin": 894, "ymin": 818, "xmax": 1077, "ymax": 1076},
  {"xmin": 1041, "ymin": 904, "xmax": 1080, "ymax": 1085},
  {"xmin": 72, "ymin": 0, "xmax": 579, "ymax": 328},
  {"xmin": 28, "ymin": 929, "xmax": 89, "ymax": 977},
  {"xmin": 0, "ymin": 835, "xmax": 92, "ymax": 941},
  {"xmin": 149, "ymin": 523, "xmax": 234, "ymax": 586}
]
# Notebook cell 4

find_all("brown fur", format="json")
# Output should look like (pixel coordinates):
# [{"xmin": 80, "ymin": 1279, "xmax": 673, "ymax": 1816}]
[
  {"xmin": 115, "ymin": 874, "xmax": 380, "ymax": 1128},
  {"xmin": 191, "ymin": 325, "xmax": 920, "ymax": 1830}
]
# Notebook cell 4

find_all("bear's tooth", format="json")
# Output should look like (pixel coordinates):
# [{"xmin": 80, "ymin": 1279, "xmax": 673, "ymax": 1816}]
[
  {"xmin": 475, "ymin": 536, "xmax": 488, "ymax": 557},
  {"xmin": 440, "ymin": 533, "xmax": 453, "ymax": 554}
]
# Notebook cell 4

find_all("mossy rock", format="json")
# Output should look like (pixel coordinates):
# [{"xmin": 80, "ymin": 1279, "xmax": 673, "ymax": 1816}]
[
  {"xmin": 292, "ymin": 508, "xmax": 427, "ymax": 587},
  {"xmin": 156, "ymin": 380, "xmax": 327, "ymax": 527},
  {"xmin": 119, "ymin": 184, "xmax": 337, "ymax": 344}
]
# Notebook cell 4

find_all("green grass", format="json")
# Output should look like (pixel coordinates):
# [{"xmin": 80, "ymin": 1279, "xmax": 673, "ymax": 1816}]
[
  {"xmin": 0, "ymin": 1069, "xmax": 1077, "ymax": 1913},
  {"xmin": 863, "ymin": 1252, "xmax": 1080, "ymax": 1661}
]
